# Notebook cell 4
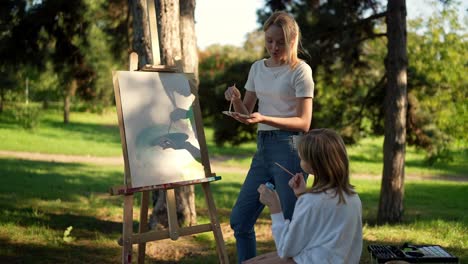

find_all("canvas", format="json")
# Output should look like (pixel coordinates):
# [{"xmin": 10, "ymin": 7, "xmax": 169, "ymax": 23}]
[{"xmin": 113, "ymin": 71, "xmax": 205, "ymax": 188}]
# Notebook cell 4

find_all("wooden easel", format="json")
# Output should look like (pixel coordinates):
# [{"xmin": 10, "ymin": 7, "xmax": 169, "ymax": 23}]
[{"xmin": 109, "ymin": 1, "xmax": 229, "ymax": 263}]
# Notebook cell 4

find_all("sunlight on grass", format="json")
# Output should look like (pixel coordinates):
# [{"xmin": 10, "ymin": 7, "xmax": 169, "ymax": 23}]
[
  {"xmin": 0, "ymin": 158, "xmax": 466, "ymax": 263},
  {"xmin": 0, "ymin": 108, "xmax": 122, "ymax": 156},
  {"xmin": 0, "ymin": 107, "xmax": 466, "ymax": 176},
  {"xmin": 0, "ymin": 108, "xmax": 467, "ymax": 263}
]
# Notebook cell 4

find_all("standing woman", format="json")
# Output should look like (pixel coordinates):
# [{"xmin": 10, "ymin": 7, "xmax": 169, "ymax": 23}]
[{"xmin": 224, "ymin": 11, "xmax": 314, "ymax": 263}]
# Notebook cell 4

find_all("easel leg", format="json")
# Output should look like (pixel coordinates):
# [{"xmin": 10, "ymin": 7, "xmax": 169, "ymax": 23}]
[
  {"xmin": 123, "ymin": 194, "xmax": 133, "ymax": 264},
  {"xmin": 166, "ymin": 189, "xmax": 180, "ymax": 240},
  {"xmin": 202, "ymin": 183, "xmax": 229, "ymax": 263},
  {"xmin": 137, "ymin": 191, "xmax": 149, "ymax": 264}
]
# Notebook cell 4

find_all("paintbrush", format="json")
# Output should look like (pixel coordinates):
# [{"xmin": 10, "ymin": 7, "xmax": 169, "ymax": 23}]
[
  {"xmin": 274, "ymin": 162, "xmax": 296, "ymax": 177},
  {"xmin": 228, "ymin": 83, "xmax": 236, "ymax": 112}
]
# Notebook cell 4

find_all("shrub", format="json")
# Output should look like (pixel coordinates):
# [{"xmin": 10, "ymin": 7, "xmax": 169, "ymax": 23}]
[{"xmin": 13, "ymin": 103, "xmax": 41, "ymax": 130}]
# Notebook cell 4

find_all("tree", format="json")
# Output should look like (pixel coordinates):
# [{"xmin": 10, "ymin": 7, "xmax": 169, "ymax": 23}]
[
  {"xmin": 0, "ymin": 1, "xmax": 94, "ymax": 123},
  {"xmin": 378, "ymin": 0, "xmax": 408, "ymax": 224},
  {"xmin": 198, "ymin": 45, "xmax": 260, "ymax": 146},
  {"xmin": 130, "ymin": 0, "xmax": 153, "ymax": 68},
  {"xmin": 405, "ymin": 1, "xmax": 467, "ymax": 163},
  {"xmin": 130, "ymin": 0, "xmax": 198, "ymax": 228},
  {"xmin": 150, "ymin": 0, "xmax": 198, "ymax": 228}
]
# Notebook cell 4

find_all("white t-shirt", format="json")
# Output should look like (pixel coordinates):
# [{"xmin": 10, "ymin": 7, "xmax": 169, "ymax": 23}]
[
  {"xmin": 244, "ymin": 59, "xmax": 314, "ymax": 131},
  {"xmin": 271, "ymin": 191, "xmax": 363, "ymax": 264}
]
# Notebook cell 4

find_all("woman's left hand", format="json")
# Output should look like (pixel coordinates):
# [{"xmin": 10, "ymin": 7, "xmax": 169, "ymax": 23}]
[
  {"xmin": 232, "ymin": 112, "xmax": 264, "ymax": 125},
  {"xmin": 258, "ymin": 184, "xmax": 282, "ymax": 214}
]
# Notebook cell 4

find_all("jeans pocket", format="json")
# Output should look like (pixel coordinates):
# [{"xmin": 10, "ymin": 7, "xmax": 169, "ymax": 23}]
[{"xmin": 289, "ymin": 135, "xmax": 300, "ymax": 152}]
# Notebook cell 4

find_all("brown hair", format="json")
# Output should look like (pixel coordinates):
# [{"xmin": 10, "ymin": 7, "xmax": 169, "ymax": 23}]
[
  {"xmin": 297, "ymin": 128, "xmax": 356, "ymax": 204},
  {"xmin": 263, "ymin": 11, "xmax": 302, "ymax": 69}
]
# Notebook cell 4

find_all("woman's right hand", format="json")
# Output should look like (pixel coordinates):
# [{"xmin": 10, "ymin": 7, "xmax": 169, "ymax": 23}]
[
  {"xmin": 288, "ymin": 173, "xmax": 307, "ymax": 197},
  {"xmin": 224, "ymin": 84, "xmax": 241, "ymax": 101}
]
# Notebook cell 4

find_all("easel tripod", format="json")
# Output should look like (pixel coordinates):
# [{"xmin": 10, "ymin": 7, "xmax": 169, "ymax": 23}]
[{"xmin": 109, "ymin": 1, "xmax": 229, "ymax": 263}]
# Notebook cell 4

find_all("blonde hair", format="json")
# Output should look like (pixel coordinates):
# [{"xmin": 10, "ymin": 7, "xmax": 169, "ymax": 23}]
[
  {"xmin": 297, "ymin": 129, "xmax": 356, "ymax": 204},
  {"xmin": 263, "ymin": 11, "xmax": 302, "ymax": 69}
]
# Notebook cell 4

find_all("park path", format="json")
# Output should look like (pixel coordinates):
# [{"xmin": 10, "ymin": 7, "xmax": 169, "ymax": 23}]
[
  {"xmin": 0, "ymin": 150, "xmax": 466, "ymax": 182},
  {"xmin": 0, "ymin": 150, "xmax": 245, "ymax": 173}
]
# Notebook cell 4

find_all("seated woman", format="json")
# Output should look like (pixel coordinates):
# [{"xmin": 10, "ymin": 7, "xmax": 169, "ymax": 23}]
[{"xmin": 251, "ymin": 129, "xmax": 363, "ymax": 264}]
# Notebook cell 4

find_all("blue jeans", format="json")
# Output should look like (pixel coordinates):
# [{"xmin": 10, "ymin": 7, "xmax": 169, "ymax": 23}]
[{"xmin": 230, "ymin": 130, "xmax": 307, "ymax": 263}]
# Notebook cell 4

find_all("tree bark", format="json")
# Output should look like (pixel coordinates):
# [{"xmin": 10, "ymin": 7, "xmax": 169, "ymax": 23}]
[
  {"xmin": 179, "ymin": 0, "xmax": 198, "ymax": 85},
  {"xmin": 156, "ymin": 0, "xmax": 182, "ymax": 66},
  {"xmin": 63, "ymin": 94, "xmax": 70, "ymax": 124},
  {"xmin": 63, "ymin": 79, "xmax": 77, "ymax": 124},
  {"xmin": 130, "ymin": 0, "xmax": 153, "ymax": 68},
  {"xmin": 147, "ymin": 0, "xmax": 197, "ymax": 228},
  {"xmin": 378, "ymin": 0, "xmax": 408, "ymax": 224},
  {"xmin": 177, "ymin": 0, "xmax": 198, "ymax": 226},
  {"xmin": 0, "ymin": 86, "xmax": 4, "ymax": 113}
]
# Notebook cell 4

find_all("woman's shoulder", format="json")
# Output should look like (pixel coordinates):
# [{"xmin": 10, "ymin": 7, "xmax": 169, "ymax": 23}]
[
  {"xmin": 297, "ymin": 192, "xmax": 327, "ymax": 204},
  {"xmin": 293, "ymin": 60, "xmax": 312, "ymax": 73},
  {"xmin": 252, "ymin": 59, "xmax": 267, "ymax": 66},
  {"xmin": 248, "ymin": 59, "xmax": 267, "ymax": 73}
]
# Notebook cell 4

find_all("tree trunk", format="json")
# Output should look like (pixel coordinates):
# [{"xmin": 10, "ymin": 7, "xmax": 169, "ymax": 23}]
[
  {"xmin": 0, "ymin": 86, "xmax": 4, "ymax": 113},
  {"xmin": 378, "ymin": 0, "xmax": 408, "ymax": 224},
  {"xmin": 63, "ymin": 94, "xmax": 70, "ymax": 124},
  {"xmin": 130, "ymin": 0, "xmax": 153, "ymax": 68},
  {"xmin": 179, "ymin": 0, "xmax": 198, "ymax": 85},
  {"xmin": 133, "ymin": 0, "xmax": 198, "ymax": 228},
  {"xmin": 156, "ymin": 0, "xmax": 182, "ymax": 66},
  {"xmin": 63, "ymin": 79, "xmax": 77, "ymax": 124},
  {"xmin": 177, "ymin": 0, "xmax": 198, "ymax": 226}
]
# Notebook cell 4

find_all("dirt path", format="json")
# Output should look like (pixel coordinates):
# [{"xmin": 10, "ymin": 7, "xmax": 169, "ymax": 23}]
[
  {"xmin": 0, "ymin": 150, "xmax": 246, "ymax": 173},
  {"xmin": 1, "ymin": 150, "xmax": 466, "ymax": 182}
]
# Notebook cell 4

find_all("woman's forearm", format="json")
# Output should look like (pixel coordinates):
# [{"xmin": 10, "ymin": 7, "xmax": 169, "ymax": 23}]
[{"xmin": 261, "ymin": 115, "xmax": 311, "ymax": 133}]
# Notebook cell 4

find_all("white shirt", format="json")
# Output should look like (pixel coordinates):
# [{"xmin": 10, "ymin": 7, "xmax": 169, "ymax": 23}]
[
  {"xmin": 271, "ymin": 191, "xmax": 363, "ymax": 264},
  {"xmin": 244, "ymin": 59, "xmax": 314, "ymax": 131}
]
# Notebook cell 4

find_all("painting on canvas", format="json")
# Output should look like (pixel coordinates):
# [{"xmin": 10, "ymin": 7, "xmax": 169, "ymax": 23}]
[{"xmin": 113, "ymin": 71, "xmax": 205, "ymax": 188}]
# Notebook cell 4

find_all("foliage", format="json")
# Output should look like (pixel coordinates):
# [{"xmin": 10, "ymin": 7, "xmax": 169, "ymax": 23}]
[
  {"xmin": 406, "ymin": 1, "xmax": 468, "ymax": 163},
  {"xmin": 13, "ymin": 103, "xmax": 41, "ymax": 130},
  {"xmin": 80, "ymin": 0, "xmax": 128, "ymax": 106},
  {"xmin": 62, "ymin": 226, "xmax": 75, "ymax": 243},
  {"xmin": 0, "ymin": 0, "xmax": 127, "ymax": 116},
  {"xmin": 198, "ymin": 45, "xmax": 261, "ymax": 145}
]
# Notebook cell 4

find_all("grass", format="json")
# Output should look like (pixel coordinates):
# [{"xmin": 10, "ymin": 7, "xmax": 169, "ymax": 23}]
[
  {"xmin": 0, "ymin": 106, "xmax": 467, "ymax": 263},
  {"xmin": 0, "ymin": 106, "xmax": 122, "ymax": 156},
  {"xmin": 1, "ymin": 107, "xmax": 466, "ymax": 177},
  {"xmin": 348, "ymin": 137, "xmax": 468, "ymax": 178},
  {"xmin": 0, "ymin": 158, "xmax": 466, "ymax": 263}
]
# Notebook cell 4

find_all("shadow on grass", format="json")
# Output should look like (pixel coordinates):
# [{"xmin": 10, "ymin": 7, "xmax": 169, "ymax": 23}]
[
  {"xmin": 0, "ymin": 204, "xmax": 122, "ymax": 236},
  {"xmin": 358, "ymin": 180, "xmax": 468, "ymax": 224},
  {"xmin": 189, "ymin": 178, "xmax": 468, "ymax": 264},
  {"xmin": 1, "ymin": 157, "xmax": 466, "ymax": 263},
  {"xmin": 0, "ymin": 158, "xmax": 121, "ymax": 201},
  {"xmin": 0, "ymin": 236, "xmax": 121, "ymax": 264},
  {"xmin": 0, "ymin": 157, "xmax": 127, "ymax": 232},
  {"xmin": 0, "ymin": 157, "xmax": 139, "ymax": 263}
]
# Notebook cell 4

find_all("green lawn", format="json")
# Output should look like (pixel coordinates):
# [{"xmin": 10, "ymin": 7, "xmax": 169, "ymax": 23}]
[
  {"xmin": 0, "ymin": 106, "xmax": 467, "ymax": 263},
  {"xmin": 0, "ymin": 158, "xmax": 466, "ymax": 263},
  {"xmin": 0, "ymin": 107, "xmax": 466, "ymax": 177},
  {"xmin": 0, "ymin": 107, "xmax": 122, "ymax": 156}
]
